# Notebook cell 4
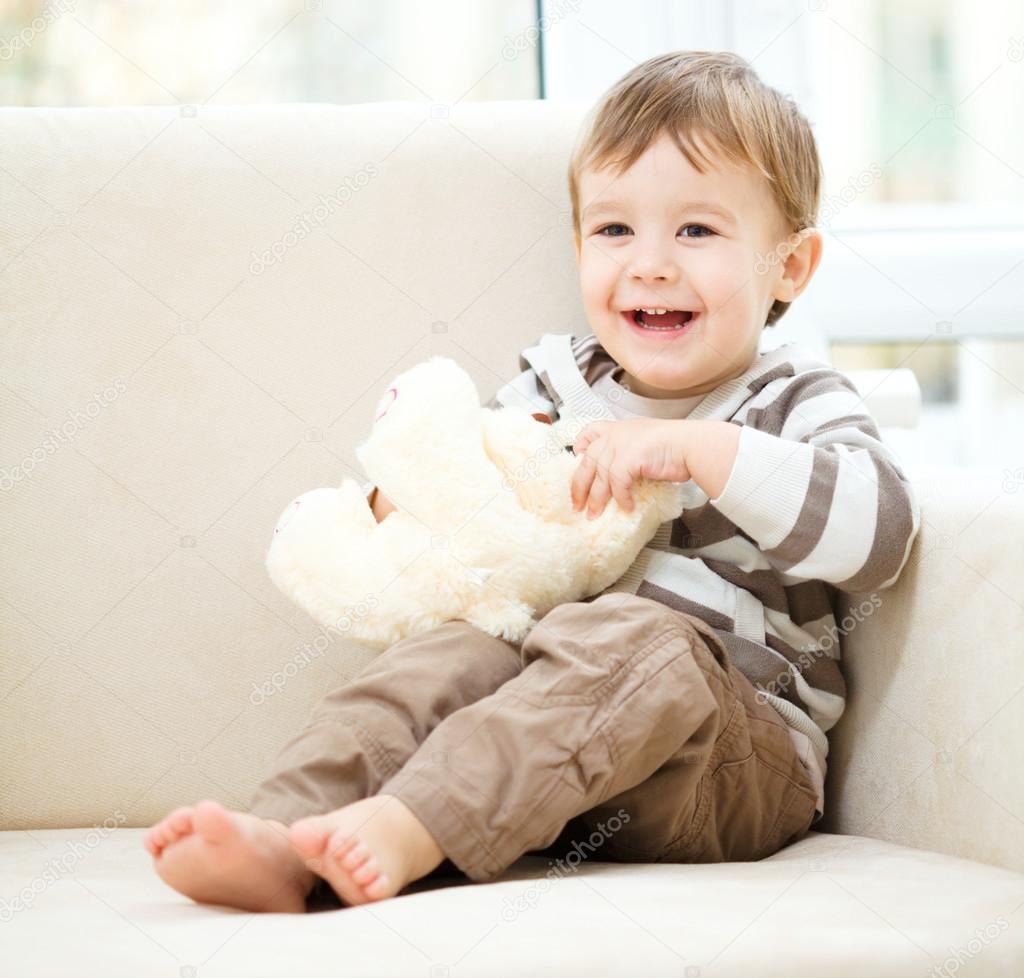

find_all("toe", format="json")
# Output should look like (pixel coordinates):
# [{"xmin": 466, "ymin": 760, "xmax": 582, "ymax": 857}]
[
  {"xmin": 191, "ymin": 800, "xmax": 237, "ymax": 845},
  {"xmin": 351, "ymin": 856, "xmax": 380, "ymax": 886},
  {"xmin": 322, "ymin": 828, "xmax": 359, "ymax": 864},
  {"xmin": 161, "ymin": 806, "xmax": 190, "ymax": 828},
  {"xmin": 158, "ymin": 808, "xmax": 193, "ymax": 847},
  {"xmin": 362, "ymin": 872, "xmax": 391, "ymax": 900},
  {"xmin": 289, "ymin": 815, "xmax": 336, "ymax": 866},
  {"xmin": 168, "ymin": 807, "xmax": 194, "ymax": 835},
  {"xmin": 303, "ymin": 827, "xmax": 369, "ymax": 906},
  {"xmin": 339, "ymin": 841, "xmax": 370, "ymax": 871}
]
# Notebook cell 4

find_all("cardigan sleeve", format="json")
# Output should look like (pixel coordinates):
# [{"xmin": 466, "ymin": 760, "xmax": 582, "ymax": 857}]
[{"xmin": 708, "ymin": 370, "xmax": 920, "ymax": 592}]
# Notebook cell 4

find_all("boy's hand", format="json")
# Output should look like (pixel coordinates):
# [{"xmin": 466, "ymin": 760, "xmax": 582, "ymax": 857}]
[{"xmin": 571, "ymin": 418, "xmax": 691, "ymax": 519}]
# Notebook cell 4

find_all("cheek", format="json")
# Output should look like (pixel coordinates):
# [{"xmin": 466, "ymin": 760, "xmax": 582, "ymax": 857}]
[
  {"xmin": 578, "ymin": 248, "xmax": 618, "ymax": 304},
  {"xmin": 699, "ymin": 247, "xmax": 758, "ymax": 308}
]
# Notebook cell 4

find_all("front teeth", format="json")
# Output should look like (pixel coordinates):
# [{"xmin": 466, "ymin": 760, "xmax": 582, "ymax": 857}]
[{"xmin": 641, "ymin": 307, "xmax": 667, "ymax": 314}]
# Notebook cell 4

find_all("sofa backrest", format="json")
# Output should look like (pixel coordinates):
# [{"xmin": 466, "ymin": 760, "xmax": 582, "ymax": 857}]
[
  {"xmin": 2, "ymin": 102, "xmax": 1023, "ymax": 875},
  {"xmin": 0, "ymin": 99, "xmax": 590, "ymax": 831}
]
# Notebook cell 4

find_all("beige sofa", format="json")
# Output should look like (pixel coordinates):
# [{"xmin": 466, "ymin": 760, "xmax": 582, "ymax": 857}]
[{"xmin": 2, "ymin": 100, "xmax": 1023, "ymax": 977}]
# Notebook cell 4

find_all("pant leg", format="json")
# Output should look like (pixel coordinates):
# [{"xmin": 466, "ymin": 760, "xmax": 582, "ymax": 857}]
[
  {"xmin": 564, "ymin": 626, "xmax": 819, "ymax": 865},
  {"xmin": 248, "ymin": 619, "xmax": 522, "ymax": 825},
  {"xmin": 377, "ymin": 593, "xmax": 819, "ymax": 882}
]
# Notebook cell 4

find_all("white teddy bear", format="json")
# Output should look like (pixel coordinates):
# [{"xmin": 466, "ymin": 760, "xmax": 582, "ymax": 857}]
[{"xmin": 266, "ymin": 356, "xmax": 685, "ymax": 649}]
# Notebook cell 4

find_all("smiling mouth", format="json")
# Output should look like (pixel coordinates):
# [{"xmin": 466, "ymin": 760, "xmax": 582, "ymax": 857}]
[{"xmin": 626, "ymin": 309, "xmax": 696, "ymax": 330}]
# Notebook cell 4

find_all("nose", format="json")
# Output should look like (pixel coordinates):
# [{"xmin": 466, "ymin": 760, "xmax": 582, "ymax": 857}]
[{"xmin": 625, "ymin": 235, "xmax": 679, "ymax": 284}]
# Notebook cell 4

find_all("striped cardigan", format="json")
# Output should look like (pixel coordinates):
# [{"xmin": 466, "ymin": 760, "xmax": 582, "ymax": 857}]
[{"xmin": 483, "ymin": 332, "xmax": 922, "ymax": 773}]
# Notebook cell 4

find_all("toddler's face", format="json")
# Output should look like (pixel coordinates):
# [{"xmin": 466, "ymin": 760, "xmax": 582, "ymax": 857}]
[{"xmin": 574, "ymin": 130, "xmax": 817, "ymax": 398}]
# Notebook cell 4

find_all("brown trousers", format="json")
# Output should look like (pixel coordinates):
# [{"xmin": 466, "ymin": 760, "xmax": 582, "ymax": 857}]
[{"xmin": 250, "ymin": 593, "xmax": 819, "ymax": 883}]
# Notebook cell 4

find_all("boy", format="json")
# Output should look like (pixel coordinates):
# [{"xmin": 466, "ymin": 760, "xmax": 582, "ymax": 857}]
[{"xmin": 145, "ymin": 50, "xmax": 920, "ymax": 913}]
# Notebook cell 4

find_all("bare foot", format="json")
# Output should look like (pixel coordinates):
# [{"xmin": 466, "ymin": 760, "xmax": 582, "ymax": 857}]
[
  {"xmin": 289, "ymin": 795, "xmax": 444, "ymax": 905},
  {"xmin": 144, "ymin": 800, "xmax": 315, "ymax": 913}
]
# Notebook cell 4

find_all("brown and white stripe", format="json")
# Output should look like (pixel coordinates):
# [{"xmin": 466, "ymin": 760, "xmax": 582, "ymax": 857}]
[{"xmin": 485, "ymin": 332, "xmax": 921, "ymax": 765}]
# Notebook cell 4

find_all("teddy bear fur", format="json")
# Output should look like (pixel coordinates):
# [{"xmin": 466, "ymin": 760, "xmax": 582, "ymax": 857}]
[{"xmin": 266, "ymin": 355, "xmax": 685, "ymax": 649}]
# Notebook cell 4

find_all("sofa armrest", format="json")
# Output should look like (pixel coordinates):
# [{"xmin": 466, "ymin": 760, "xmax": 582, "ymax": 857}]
[
  {"xmin": 845, "ymin": 367, "xmax": 921, "ymax": 428},
  {"xmin": 822, "ymin": 464, "xmax": 1024, "ymax": 873}
]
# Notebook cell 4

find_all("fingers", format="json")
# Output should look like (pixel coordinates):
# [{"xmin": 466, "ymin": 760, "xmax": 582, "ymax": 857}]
[
  {"xmin": 585, "ymin": 445, "xmax": 615, "ymax": 518},
  {"xmin": 574, "ymin": 446, "xmax": 633, "ymax": 518},
  {"xmin": 571, "ymin": 453, "xmax": 598, "ymax": 511},
  {"xmin": 572, "ymin": 432, "xmax": 593, "ymax": 456},
  {"xmin": 609, "ymin": 468, "xmax": 635, "ymax": 514},
  {"xmin": 571, "ymin": 422, "xmax": 608, "ymax": 458}
]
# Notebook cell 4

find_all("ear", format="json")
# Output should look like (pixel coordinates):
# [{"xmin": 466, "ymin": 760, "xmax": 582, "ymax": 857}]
[
  {"xmin": 771, "ymin": 228, "xmax": 823, "ymax": 304},
  {"xmin": 573, "ymin": 232, "xmax": 581, "ymax": 266}
]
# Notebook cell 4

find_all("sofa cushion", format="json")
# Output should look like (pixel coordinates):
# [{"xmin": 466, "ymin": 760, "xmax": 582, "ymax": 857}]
[{"xmin": 3, "ymin": 828, "xmax": 1022, "ymax": 976}]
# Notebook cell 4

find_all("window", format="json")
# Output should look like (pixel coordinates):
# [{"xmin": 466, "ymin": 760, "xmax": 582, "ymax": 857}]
[{"xmin": 0, "ymin": 1, "xmax": 540, "ymax": 106}]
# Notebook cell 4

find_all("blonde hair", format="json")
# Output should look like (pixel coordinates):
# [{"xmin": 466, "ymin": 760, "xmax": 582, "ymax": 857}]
[{"xmin": 568, "ymin": 51, "xmax": 822, "ymax": 327}]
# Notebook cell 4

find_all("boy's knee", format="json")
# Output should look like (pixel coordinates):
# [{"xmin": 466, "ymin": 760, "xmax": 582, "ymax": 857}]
[
  {"xmin": 539, "ymin": 592, "xmax": 703, "ymax": 658},
  {"xmin": 520, "ymin": 593, "xmax": 714, "ymax": 702},
  {"xmin": 532, "ymin": 593, "xmax": 733, "ymax": 692}
]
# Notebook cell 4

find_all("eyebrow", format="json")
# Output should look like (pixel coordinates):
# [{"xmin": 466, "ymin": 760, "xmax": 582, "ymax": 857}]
[{"xmin": 582, "ymin": 200, "xmax": 738, "ymax": 225}]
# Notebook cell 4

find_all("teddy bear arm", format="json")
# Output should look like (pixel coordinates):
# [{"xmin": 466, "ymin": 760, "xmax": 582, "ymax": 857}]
[{"xmin": 462, "ymin": 597, "xmax": 539, "ymax": 645}]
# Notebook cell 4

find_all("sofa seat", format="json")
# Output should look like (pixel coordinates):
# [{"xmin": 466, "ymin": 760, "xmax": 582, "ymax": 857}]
[{"xmin": 3, "ymin": 827, "xmax": 1022, "ymax": 977}]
